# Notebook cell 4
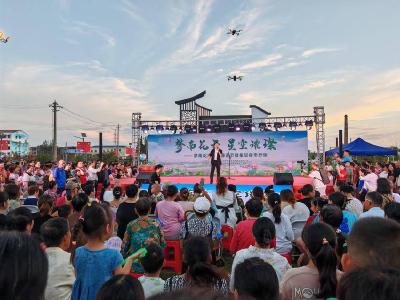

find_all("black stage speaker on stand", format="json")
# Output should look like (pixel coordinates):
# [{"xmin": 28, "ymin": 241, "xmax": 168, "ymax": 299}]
[{"xmin": 273, "ymin": 173, "xmax": 294, "ymax": 186}]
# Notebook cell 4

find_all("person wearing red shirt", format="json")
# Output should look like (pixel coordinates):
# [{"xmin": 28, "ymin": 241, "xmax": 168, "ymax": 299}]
[
  {"xmin": 75, "ymin": 161, "xmax": 87, "ymax": 185},
  {"xmin": 230, "ymin": 198, "xmax": 263, "ymax": 255},
  {"xmin": 336, "ymin": 164, "xmax": 347, "ymax": 187}
]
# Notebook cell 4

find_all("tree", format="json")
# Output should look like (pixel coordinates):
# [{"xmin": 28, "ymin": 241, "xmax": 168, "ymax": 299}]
[{"xmin": 35, "ymin": 140, "xmax": 53, "ymax": 162}]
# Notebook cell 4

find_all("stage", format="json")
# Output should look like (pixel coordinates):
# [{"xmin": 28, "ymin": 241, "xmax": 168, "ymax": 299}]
[{"xmin": 115, "ymin": 175, "xmax": 333, "ymax": 200}]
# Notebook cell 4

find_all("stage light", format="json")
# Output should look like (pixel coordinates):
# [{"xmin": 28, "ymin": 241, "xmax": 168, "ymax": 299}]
[
  {"xmin": 156, "ymin": 124, "xmax": 164, "ymax": 133},
  {"xmin": 259, "ymin": 122, "xmax": 266, "ymax": 131},
  {"xmin": 206, "ymin": 125, "xmax": 213, "ymax": 132},
  {"xmin": 243, "ymin": 122, "xmax": 251, "ymax": 132},
  {"xmin": 251, "ymin": 123, "xmax": 256, "ymax": 131},
  {"xmin": 274, "ymin": 122, "xmax": 282, "ymax": 131},
  {"xmin": 184, "ymin": 124, "xmax": 192, "ymax": 133},
  {"xmin": 228, "ymin": 123, "xmax": 235, "ymax": 132},
  {"xmin": 150, "ymin": 126, "xmax": 155, "ymax": 132},
  {"xmin": 305, "ymin": 120, "xmax": 313, "ymax": 130},
  {"xmin": 199, "ymin": 123, "xmax": 206, "ymax": 133},
  {"xmin": 235, "ymin": 124, "xmax": 241, "ymax": 131},
  {"xmin": 141, "ymin": 125, "xmax": 149, "ymax": 133},
  {"xmin": 192, "ymin": 126, "xmax": 197, "ymax": 133},
  {"xmin": 289, "ymin": 121, "xmax": 297, "ymax": 130},
  {"xmin": 213, "ymin": 124, "xmax": 221, "ymax": 132},
  {"xmin": 170, "ymin": 124, "xmax": 178, "ymax": 133}
]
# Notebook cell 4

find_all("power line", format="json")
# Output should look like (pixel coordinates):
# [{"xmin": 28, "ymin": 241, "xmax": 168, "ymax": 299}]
[
  {"xmin": 59, "ymin": 110, "xmax": 106, "ymax": 129},
  {"xmin": 62, "ymin": 106, "xmax": 117, "ymax": 127}
]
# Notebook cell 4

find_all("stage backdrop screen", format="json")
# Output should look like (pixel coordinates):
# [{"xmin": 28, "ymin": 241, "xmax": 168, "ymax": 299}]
[{"xmin": 147, "ymin": 131, "xmax": 308, "ymax": 176}]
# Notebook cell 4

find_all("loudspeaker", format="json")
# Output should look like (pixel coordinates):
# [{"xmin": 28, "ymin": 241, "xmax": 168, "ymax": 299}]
[
  {"xmin": 136, "ymin": 172, "xmax": 152, "ymax": 184},
  {"xmin": 273, "ymin": 173, "xmax": 294, "ymax": 185}
]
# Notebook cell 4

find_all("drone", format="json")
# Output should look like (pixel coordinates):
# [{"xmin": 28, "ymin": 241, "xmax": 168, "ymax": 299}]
[
  {"xmin": 227, "ymin": 28, "xmax": 242, "ymax": 36},
  {"xmin": 0, "ymin": 32, "xmax": 10, "ymax": 43},
  {"xmin": 227, "ymin": 75, "xmax": 243, "ymax": 81}
]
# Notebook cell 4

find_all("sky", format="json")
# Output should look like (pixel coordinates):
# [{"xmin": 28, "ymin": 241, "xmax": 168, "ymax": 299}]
[{"xmin": 0, "ymin": 0, "xmax": 399, "ymax": 149}]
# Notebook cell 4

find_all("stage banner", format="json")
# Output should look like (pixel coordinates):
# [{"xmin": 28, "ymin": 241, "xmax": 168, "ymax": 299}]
[{"xmin": 147, "ymin": 131, "xmax": 308, "ymax": 176}]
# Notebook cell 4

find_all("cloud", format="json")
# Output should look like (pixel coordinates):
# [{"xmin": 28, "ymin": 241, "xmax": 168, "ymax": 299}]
[
  {"xmin": 0, "ymin": 63, "xmax": 155, "ymax": 145},
  {"xmin": 302, "ymin": 48, "xmax": 340, "ymax": 58},
  {"xmin": 194, "ymin": 6, "xmax": 277, "ymax": 60},
  {"xmin": 239, "ymin": 53, "xmax": 283, "ymax": 71},
  {"xmin": 118, "ymin": 0, "xmax": 150, "ymax": 28},
  {"xmin": 272, "ymin": 78, "xmax": 345, "ymax": 96},
  {"xmin": 65, "ymin": 20, "xmax": 116, "ymax": 47}
]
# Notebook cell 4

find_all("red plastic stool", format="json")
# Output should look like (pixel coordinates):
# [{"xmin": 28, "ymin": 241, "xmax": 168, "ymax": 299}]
[
  {"xmin": 221, "ymin": 224, "xmax": 234, "ymax": 251},
  {"xmin": 163, "ymin": 240, "xmax": 183, "ymax": 274},
  {"xmin": 129, "ymin": 272, "xmax": 143, "ymax": 279},
  {"xmin": 281, "ymin": 252, "xmax": 292, "ymax": 265}
]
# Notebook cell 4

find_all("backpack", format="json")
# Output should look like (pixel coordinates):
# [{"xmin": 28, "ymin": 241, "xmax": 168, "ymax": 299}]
[{"xmin": 319, "ymin": 169, "xmax": 331, "ymax": 185}]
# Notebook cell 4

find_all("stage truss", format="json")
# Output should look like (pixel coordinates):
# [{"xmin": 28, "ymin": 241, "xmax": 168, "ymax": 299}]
[{"xmin": 132, "ymin": 106, "xmax": 325, "ymax": 165}]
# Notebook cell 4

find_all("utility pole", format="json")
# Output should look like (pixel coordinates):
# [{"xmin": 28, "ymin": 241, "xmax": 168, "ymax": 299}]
[
  {"xmin": 49, "ymin": 101, "xmax": 62, "ymax": 162},
  {"xmin": 116, "ymin": 124, "xmax": 120, "ymax": 161}
]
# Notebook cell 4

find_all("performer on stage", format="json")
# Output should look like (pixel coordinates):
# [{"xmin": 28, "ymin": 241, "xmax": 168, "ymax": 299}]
[
  {"xmin": 208, "ymin": 142, "xmax": 223, "ymax": 184},
  {"xmin": 150, "ymin": 164, "xmax": 164, "ymax": 185}
]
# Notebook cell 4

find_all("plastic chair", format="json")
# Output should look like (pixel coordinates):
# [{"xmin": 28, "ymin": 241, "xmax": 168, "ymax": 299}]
[
  {"xmin": 163, "ymin": 240, "xmax": 183, "ymax": 274},
  {"xmin": 220, "ymin": 224, "xmax": 234, "ymax": 251},
  {"xmin": 292, "ymin": 220, "xmax": 307, "ymax": 240}
]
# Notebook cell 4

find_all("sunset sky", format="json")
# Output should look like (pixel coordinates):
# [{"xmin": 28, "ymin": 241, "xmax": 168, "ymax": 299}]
[{"xmin": 1, "ymin": 0, "xmax": 399, "ymax": 149}]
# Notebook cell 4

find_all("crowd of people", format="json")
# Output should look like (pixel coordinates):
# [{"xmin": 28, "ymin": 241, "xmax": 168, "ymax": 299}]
[{"xmin": 0, "ymin": 156, "xmax": 400, "ymax": 300}]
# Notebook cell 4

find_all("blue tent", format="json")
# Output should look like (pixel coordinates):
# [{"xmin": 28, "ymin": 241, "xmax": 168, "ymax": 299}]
[{"xmin": 325, "ymin": 138, "xmax": 397, "ymax": 156}]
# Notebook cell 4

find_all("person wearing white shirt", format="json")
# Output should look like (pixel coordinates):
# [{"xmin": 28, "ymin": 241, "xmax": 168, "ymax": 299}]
[
  {"xmin": 138, "ymin": 243, "xmax": 165, "ymax": 299},
  {"xmin": 340, "ymin": 184, "xmax": 363, "ymax": 217},
  {"xmin": 262, "ymin": 193, "xmax": 294, "ymax": 255},
  {"xmin": 41, "ymin": 218, "xmax": 75, "ymax": 300},
  {"xmin": 306, "ymin": 162, "xmax": 327, "ymax": 197},
  {"xmin": 359, "ymin": 168, "xmax": 379, "ymax": 192},
  {"xmin": 230, "ymin": 217, "xmax": 291, "ymax": 291},
  {"xmin": 102, "ymin": 182, "xmax": 114, "ymax": 203},
  {"xmin": 212, "ymin": 177, "xmax": 238, "ymax": 228},
  {"xmin": 359, "ymin": 191, "xmax": 385, "ymax": 219},
  {"xmin": 281, "ymin": 189, "xmax": 310, "ymax": 223},
  {"xmin": 87, "ymin": 161, "xmax": 103, "ymax": 182}
]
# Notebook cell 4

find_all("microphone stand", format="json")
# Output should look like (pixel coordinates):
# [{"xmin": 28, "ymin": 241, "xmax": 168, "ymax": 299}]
[{"xmin": 228, "ymin": 152, "xmax": 232, "ymax": 179}]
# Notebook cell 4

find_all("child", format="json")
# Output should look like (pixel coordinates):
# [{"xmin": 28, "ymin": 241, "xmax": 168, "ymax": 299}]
[
  {"xmin": 96, "ymin": 275, "xmax": 144, "ymax": 300},
  {"xmin": 230, "ymin": 198, "xmax": 263, "ymax": 254},
  {"xmin": 230, "ymin": 217, "xmax": 291, "ymax": 289},
  {"xmin": 41, "ymin": 217, "xmax": 75, "ymax": 300},
  {"xmin": 233, "ymin": 257, "xmax": 279, "ymax": 300},
  {"xmin": 261, "ymin": 193, "xmax": 294, "ymax": 258},
  {"xmin": 0, "ymin": 231, "xmax": 48, "ymax": 300},
  {"xmin": 138, "ymin": 243, "xmax": 165, "ymax": 299},
  {"xmin": 280, "ymin": 223, "xmax": 343, "ymax": 300},
  {"xmin": 337, "ymin": 266, "xmax": 399, "ymax": 300},
  {"xmin": 335, "ymin": 163, "xmax": 347, "ymax": 188},
  {"xmin": 71, "ymin": 202, "xmax": 137, "ymax": 300},
  {"xmin": 341, "ymin": 217, "xmax": 400, "ymax": 271},
  {"xmin": 7, "ymin": 206, "xmax": 34, "ymax": 233},
  {"xmin": 305, "ymin": 197, "xmax": 327, "ymax": 224}
]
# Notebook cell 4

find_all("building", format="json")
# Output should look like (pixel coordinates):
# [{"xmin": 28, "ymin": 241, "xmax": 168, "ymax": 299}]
[
  {"xmin": 63, "ymin": 145, "xmax": 130, "ymax": 158},
  {"xmin": 0, "ymin": 130, "xmax": 29, "ymax": 156}
]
